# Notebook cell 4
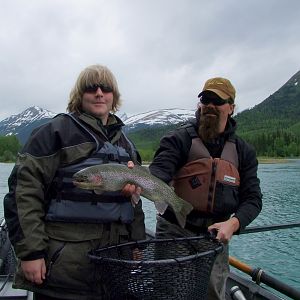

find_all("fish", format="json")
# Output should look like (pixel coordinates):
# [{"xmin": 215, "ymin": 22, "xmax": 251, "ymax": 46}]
[{"xmin": 72, "ymin": 163, "xmax": 193, "ymax": 228}]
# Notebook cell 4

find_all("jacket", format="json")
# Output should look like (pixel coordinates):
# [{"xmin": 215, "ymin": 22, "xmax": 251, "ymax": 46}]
[
  {"xmin": 4, "ymin": 112, "xmax": 146, "ymax": 261},
  {"xmin": 149, "ymin": 116, "xmax": 262, "ymax": 231}
]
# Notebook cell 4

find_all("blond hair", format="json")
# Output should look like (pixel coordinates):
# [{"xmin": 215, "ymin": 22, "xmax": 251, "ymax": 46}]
[{"xmin": 67, "ymin": 64, "xmax": 121, "ymax": 113}]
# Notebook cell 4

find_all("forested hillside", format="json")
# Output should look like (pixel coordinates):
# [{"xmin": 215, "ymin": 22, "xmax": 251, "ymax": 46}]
[{"xmin": 235, "ymin": 71, "xmax": 300, "ymax": 157}]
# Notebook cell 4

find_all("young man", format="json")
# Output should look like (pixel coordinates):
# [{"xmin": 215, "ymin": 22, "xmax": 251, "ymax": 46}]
[
  {"xmin": 149, "ymin": 77, "xmax": 262, "ymax": 300},
  {"xmin": 4, "ymin": 64, "xmax": 145, "ymax": 299}
]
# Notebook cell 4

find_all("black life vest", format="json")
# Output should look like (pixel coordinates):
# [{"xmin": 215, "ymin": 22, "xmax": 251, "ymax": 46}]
[
  {"xmin": 45, "ymin": 113, "xmax": 136, "ymax": 224},
  {"xmin": 172, "ymin": 125, "xmax": 240, "ymax": 216}
]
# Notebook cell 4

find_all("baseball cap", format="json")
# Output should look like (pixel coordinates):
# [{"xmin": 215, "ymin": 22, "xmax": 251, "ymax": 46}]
[{"xmin": 198, "ymin": 77, "xmax": 236, "ymax": 102}]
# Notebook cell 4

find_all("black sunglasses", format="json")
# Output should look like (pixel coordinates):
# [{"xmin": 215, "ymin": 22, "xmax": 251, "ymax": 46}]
[
  {"xmin": 84, "ymin": 83, "xmax": 113, "ymax": 94},
  {"xmin": 199, "ymin": 96, "xmax": 232, "ymax": 106}
]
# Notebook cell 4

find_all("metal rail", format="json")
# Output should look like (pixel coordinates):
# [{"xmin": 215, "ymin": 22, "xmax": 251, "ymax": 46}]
[{"xmin": 240, "ymin": 222, "xmax": 300, "ymax": 234}]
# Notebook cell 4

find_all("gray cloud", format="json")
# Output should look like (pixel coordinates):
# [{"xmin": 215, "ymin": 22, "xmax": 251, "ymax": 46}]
[{"xmin": 0, "ymin": 0, "xmax": 299, "ymax": 120}]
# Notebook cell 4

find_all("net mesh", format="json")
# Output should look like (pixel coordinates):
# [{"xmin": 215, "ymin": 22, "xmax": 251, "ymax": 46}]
[
  {"xmin": 89, "ymin": 236, "xmax": 223, "ymax": 300},
  {"xmin": 0, "ymin": 220, "xmax": 17, "ymax": 276}
]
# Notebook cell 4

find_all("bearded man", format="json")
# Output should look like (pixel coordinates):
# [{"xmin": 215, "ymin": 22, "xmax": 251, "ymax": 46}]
[{"xmin": 149, "ymin": 77, "xmax": 262, "ymax": 300}]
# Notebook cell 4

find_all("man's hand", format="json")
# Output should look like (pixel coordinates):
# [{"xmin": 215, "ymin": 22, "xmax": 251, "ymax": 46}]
[
  {"xmin": 21, "ymin": 258, "xmax": 46, "ymax": 285},
  {"xmin": 208, "ymin": 217, "xmax": 240, "ymax": 243},
  {"xmin": 122, "ymin": 161, "xmax": 142, "ymax": 205}
]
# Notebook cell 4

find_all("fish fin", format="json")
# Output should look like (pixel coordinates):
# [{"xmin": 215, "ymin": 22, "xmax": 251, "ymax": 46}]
[
  {"xmin": 93, "ymin": 189, "xmax": 104, "ymax": 195},
  {"xmin": 173, "ymin": 200, "xmax": 194, "ymax": 228},
  {"xmin": 131, "ymin": 193, "xmax": 140, "ymax": 207},
  {"xmin": 174, "ymin": 214, "xmax": 186, "ymax": 229},
  {"xmin": 154, "ymin": 201, "xmax": 168, "ymax": 215}
]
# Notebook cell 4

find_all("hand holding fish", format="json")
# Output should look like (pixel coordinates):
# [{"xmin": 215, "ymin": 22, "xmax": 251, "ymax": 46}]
[{"xmin": 121, "ymin": 161, "xmax": 142, "ymax": 206}]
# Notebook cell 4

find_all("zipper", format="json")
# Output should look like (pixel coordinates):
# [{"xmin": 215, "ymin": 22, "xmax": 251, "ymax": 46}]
[
  {"xmin": 207, "ymin": 159, "xmax": 217, "ymax": 212},
  {"xmin": 46, "ymin": 242, "xmax": 65, "ymax": 278}
]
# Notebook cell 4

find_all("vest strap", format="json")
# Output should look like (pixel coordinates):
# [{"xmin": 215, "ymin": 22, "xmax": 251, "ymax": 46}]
[{"xmin": 59, "ymin": 191, "xmax": 130, "ymax": 203}]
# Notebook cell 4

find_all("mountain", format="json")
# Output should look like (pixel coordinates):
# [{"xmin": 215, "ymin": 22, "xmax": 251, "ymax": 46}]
[
  {"xmin": 234, "ymin": 70, "xmax": 300, "ymax": 156},
  {"xmin": 123, "ymin": 108, "xmax": 195, "ymax": 131},
  {"xmin": 1, "ymin": 69, "xmax": 299, "ymax": 158},
  {"xmin": 0, "ymin": 107, "xmax": 195, "ymax": 145},
  {"xmin": 0, "ymin": 106, "xmax": 57, "ymax": 145},
  {"xmin": 234, "ymin": 70, "xmax": 300, "ymax": 132}
]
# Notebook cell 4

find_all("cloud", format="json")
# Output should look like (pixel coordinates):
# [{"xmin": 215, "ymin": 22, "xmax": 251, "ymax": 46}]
[{"xmin": 0, "ymin": 0, "xmax": 299, "ymax": 120}]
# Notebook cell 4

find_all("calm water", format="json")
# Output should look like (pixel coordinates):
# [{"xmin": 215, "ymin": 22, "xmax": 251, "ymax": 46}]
[{"xmin": 1, "ymin": 161, "xmax": 300, "ymax": 294}]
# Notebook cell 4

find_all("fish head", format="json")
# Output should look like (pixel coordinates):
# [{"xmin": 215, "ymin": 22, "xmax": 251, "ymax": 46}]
[{"xmin": 73, "ymin": 168, "xmax": 104, "ymax": 190}]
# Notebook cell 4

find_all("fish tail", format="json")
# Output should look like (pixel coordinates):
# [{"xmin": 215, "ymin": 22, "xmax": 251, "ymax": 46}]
[{"xmin": 174, "ymin": 200, "xmax": 194, "ymax": 228}]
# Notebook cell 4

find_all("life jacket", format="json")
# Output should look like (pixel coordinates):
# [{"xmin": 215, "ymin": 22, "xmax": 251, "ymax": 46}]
[
  {"xmin": 172, "ymin": 125, "xmax": 240, "ymax": 216},
  {"xmin": 45, "ymin": 113, "xmax": 136, "ymax": 224}
]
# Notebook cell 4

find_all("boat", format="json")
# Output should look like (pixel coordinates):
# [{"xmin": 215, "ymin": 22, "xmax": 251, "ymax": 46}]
[{"xmin": 0, "ymin": 218, "xmax": 299, "ymax": 300}]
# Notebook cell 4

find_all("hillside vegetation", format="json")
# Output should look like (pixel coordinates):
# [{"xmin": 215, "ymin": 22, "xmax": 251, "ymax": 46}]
[
  {"xmin": 235, "ymin": 71, "xmax": 300, "ymax": 157},
  {"xmin": 128, "ymin": 124, "xmax": 179, "ymax": 161},
  {"xmin": 0, "ymin": 136, "xmax": 21, "ymax": 162}
]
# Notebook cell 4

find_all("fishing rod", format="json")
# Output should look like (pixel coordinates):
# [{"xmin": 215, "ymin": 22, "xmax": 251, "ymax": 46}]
[
  {"xmin": 239, "ymin": 221, "xmax": 300, "ymax": 234},
  {"xmin": 229, "ymin": 256, "xmax": 300, "ymax": 300}
]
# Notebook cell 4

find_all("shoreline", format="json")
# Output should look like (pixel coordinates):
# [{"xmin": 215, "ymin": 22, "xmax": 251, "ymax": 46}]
[
  {"xmin": 257, "ymin": 157, "xmax": 298, "ymax": 164},
  {"xmin": 1, "ymin": 158, "xmax": 300, "ymax": 165},
  {"xmin": 143, "ymin": 158, "xmax": 300, "ymax": 165}
]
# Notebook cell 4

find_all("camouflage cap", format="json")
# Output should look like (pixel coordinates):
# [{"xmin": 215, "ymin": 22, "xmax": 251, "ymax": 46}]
[{"xmin": 198, "ymin": 77, "xmax": 236, "ymax": 102}]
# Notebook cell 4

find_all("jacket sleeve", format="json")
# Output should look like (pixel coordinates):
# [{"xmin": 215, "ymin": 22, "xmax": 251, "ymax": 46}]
[
  {"xmin": 233, "ymin": 139, "xmax": 263, "ymax": 231},
  {"xmin": 4, "ymin": 121, "xmax": 61, "ymax": 260}
]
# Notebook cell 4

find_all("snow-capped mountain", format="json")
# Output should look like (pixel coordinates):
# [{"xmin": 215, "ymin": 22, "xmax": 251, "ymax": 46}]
[
  {"xmin": 123, "ymin": 108, "xmax": 195, "ymax": 130},
  {"xmin": 0, "ymin": 107, "xmax": 195, "ymax": 144},
  {"xmin": 0, "ymin": 106, "xmax": 57, "ymax": 144}
]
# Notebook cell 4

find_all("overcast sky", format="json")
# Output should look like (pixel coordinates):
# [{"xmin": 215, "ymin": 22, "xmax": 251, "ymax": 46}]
[{"xmin": 0, "ymin": 0, "xmax": 299, "ymax": 121}]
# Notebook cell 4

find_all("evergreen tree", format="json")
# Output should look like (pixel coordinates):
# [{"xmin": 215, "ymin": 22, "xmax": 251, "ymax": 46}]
[{"xmin": 0, "ymin": 135, "xmax": 22, "ymax": 162}]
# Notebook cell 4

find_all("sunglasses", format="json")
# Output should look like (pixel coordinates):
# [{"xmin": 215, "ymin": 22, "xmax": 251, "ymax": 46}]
[
  {"xmin": 199, "ymin": 96, "xmax": 232, "ymax": 106},
  {"xmin": 84, "ymin": 83, "xmax": 113, "ymax": 94}
]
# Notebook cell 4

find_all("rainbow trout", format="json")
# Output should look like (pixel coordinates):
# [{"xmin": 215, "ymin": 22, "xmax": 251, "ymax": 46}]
[{"xmin": 73, "ymin": 164, "xmax": 193, "ymax": 228}]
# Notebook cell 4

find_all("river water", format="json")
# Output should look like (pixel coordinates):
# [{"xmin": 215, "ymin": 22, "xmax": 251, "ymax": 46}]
[{"xmin": 1, "ymin": 161, "xmax": 300, "ymax": 295}]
